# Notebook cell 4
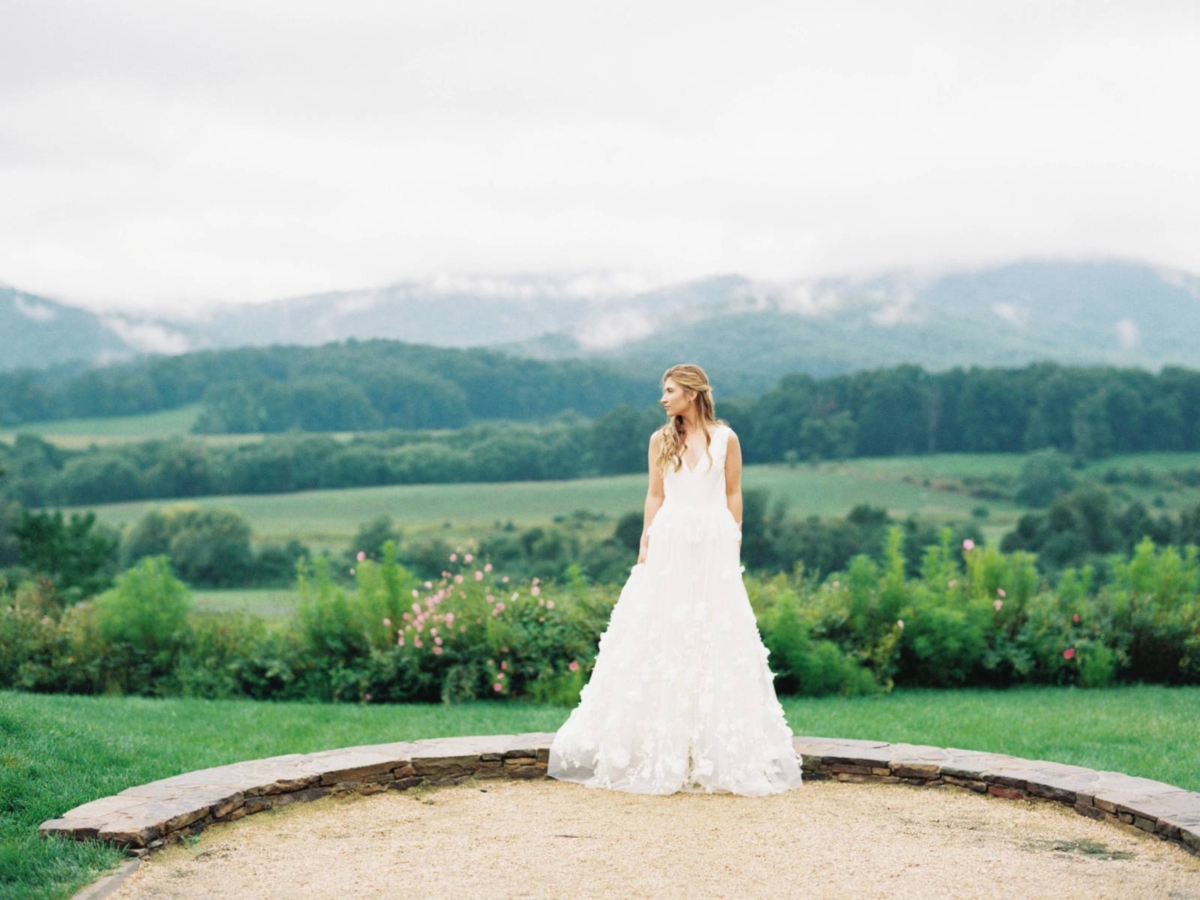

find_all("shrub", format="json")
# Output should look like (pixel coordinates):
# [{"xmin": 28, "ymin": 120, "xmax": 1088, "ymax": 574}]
[{"xmin": 92, "ymin": 556, "xmax": 192, "ymax": 695}]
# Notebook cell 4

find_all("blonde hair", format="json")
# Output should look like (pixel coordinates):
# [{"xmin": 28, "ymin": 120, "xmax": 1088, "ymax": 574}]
[{"xmin": 655, "ymin": 364, "xmax": 726, "ymax": 476}]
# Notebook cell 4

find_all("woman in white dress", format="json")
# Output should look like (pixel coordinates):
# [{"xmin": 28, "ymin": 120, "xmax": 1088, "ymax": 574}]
[{"xmin": 548, "ymin": 364, "xmax": 804, "ymax": 796}]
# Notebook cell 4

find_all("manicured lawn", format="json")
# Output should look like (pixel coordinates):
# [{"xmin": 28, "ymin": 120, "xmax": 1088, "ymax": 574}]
[{"xmin": 3, "ymin": 684, "xmax": 1197, "ymax": 900}]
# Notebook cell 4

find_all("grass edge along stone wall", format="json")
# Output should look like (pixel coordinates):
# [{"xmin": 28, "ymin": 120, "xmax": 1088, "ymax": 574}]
[{"xmin": 40, "ymin": 734, "xmax": 1200, "ymax": 862}]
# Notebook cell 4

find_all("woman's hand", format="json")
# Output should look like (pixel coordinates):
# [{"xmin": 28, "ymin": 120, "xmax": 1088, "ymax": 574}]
[{"xmin": 637, "ymin": 532, "xmax": 649, "ymax": 564}]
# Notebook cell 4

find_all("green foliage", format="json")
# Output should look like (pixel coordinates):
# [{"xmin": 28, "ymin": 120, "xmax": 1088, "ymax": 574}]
[
  {"xmin": 4, "ymin": 528, "xmax": 1200, "ymax": 704},
  {"xmin": 10, "ymin": 360, "xmax": 1200, "ymax": 510},
  {"xmin": 13, "ymin": 507, "xmax": 119, "ymax": 601},
  {"xmin": 121, "ymin": 505, "xmax": 291, "ymax": 588},
  {"xmin": 1015, "ymin": 448, "xmax": 1076, "ymax": 507},
  {"xmin": 92, "ymin": 556, "xmax": 193, "ymax": 695}
]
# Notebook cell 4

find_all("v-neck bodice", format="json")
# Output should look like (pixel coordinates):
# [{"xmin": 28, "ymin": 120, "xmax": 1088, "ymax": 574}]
[{"xmin": 664, "ymin": 424, "xmax": 733, "ymax": 507}]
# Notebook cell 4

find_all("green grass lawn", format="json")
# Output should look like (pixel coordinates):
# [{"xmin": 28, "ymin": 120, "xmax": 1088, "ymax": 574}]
[{"xmin": 3, "ymin": 684, "xmax": 1197, "ymax": 900}]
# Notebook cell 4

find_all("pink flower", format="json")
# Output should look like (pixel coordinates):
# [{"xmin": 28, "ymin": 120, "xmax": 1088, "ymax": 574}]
[
  {"xmin": 501, "ymin": 646, "xmax": 509, "ymax": 653},
  {"xmin": 1072, "ymin": 613, "xmax": 1080, "ymax": 623},
  {"xmin": 363, "ymin": 693, "xmax": 372, "ymax": 702},
  {"xmin": 997, "ymin": 588, "xmax": 1006, "ymax": 597},
  {"xmin": 500, "ymin": 661, "xmax": 507, "ymax": 670},
  {"xmin": 424, "ymin": 581, "xmax": 433, "ymax": 589},
  {"xmin": 501, "ymin": 576, "xmax": 509, "ymax": 584},
  {"xmin": 831, "ymin": 580, "xmax": 840, "ymax": 588},
  {"xmin": 449, "ymin": 553, "xmax": 458, "ymax": 562},
  {"xmin": 545, "ymin": 600, "xmax": 555, "ymax": 609},
  {"xmin": 445, "ymin": 612, "xmax": 455, "ymax": 625},
  {"xmin": 568, "ymin": 660, "xmax": 581, "ymax": 672},
  {"xmin": 497, "ymin": 672, "xmax": 505, "ymax": 680},
  {"xmin": 432, "ymin": 645, "xmax": 443, "ymax": 655},
  {"xmin": 430, "ymin": 627, "xmax": 438, "ymax": 636},
  {"xmin": 484, "ymin": 563, "xmax": 493, "ymax": 572},
  {"xmin": 454, "ymin": 574, "xmax": 464, "ymax": 584},
  {"xmin": 414, "ymin": 637, "xmax": 423, "ymax": 648},
  {"xmin": 412, "ymin": 602, "xmax": 421, "ymax": 614},
  {"xmin": 538, "ymin": 598, "xmax": 545, "ymax": 607},
  {"xmin": 531, "ymin": 586, "xmax": 541, "ymax": 596},
  {"xmin": 994, "ymin": 599, "xmax": 1003, "ymax": 611},
  {"xmin": 493, "ymin": 683, "xmax": 503, "ymax": 692},
  {"xmin": 1063, "ymin": 647, "xmax": 1075, "ymax": 660},
  {"xmin": 411, "ymin": 589, "xmax": 419, "ymax": 598},
  {"xmin": 475, "ymin": 571, "xmax": 484, "ymax": 581},
  {"xmin": 496, "ymin": 602, "xmax": 506, "ymax": 612},
  {"xmin": 356, "ymin": 550, "xmax": 366, "ymax": 562},
  {"xmin": 397, "ymin": 635, "xmax": 405, "ymax": 646},
  {"xmin": 383, "ymin": 617, "xmax": 392, "ymax": 627},
  {"xmin": 487, "ymin": 594, "xmax": 495, "ymax": 604},
  {"xmin": 963, "ymin": 539, "xmax": 975, "ymax": 551},
  {"xmin": 465, "ymin": 553, "xmax": 474, "ymax": 563},
  {"xmin": 434, "ymin": 636, "xmax": 443, "ymax": 646}
]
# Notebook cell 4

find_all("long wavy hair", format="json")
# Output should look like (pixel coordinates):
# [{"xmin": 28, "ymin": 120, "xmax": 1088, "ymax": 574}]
[{"xmin": 655, "ymin": 364, "xmax": 727, "ymax": 476}]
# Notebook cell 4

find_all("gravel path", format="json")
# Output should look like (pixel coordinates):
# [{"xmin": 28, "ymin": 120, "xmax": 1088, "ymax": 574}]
[{"xmin": 107, "ymin": 777, "xmax": 1200, "ymax": 899}]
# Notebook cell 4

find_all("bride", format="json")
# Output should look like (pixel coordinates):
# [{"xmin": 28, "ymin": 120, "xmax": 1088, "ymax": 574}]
[{"xmin": 548, "ymin": 364, "xmax": 804, "ymax": 796}]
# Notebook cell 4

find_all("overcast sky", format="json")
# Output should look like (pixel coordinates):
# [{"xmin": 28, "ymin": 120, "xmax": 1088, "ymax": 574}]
[{"xmin": 2, "ymin": 0, "xmax": 1198, "ymax": 313}]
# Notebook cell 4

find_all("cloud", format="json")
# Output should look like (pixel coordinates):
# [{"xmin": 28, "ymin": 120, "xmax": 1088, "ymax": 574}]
[
  {"xmin": 992, "ymin": 302, "xmax": 1029, "ymax": 328},
  {"xmin": 100, "ymin": 316, "xmax": 192, "ymax": 354},
  {"xmin": 1115, "ymin": 319, "xmax": 1140, "ymax": 350},
  {"xmin": 13, "ymin": 294, "xmax": 57, "ymax": 322},
  {"xmin": 1, "ymin": 0, "xmax": 1199, "ymax": 312}
]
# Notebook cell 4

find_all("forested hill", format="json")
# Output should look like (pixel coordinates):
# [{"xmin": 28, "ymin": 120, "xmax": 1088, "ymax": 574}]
[
  {"xmin": 5, "ymin": 260, "xmax": 1200, "ymax": 395},
  {"xmin": 0, "ymin": 340, "xmax": 660, "ymax": 431}
]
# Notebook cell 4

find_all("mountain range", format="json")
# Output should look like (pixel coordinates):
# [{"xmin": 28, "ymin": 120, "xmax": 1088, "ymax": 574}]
[{"xmin": 4, "ymin": 259, "xmax": 1199, "ymax": 395}]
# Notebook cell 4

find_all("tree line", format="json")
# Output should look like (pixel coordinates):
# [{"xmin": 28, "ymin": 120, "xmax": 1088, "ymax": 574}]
[{"xmin": 6, "ymin": 361, "xmax": 1200, "ymax": 507}]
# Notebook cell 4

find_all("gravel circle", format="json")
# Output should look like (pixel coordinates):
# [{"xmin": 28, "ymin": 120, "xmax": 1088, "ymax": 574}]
[{"xmin": 106, "ymin": 778, "xmax": 1200, "ymax": 899}]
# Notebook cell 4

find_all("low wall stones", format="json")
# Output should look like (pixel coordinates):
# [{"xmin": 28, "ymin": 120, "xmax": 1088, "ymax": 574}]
[{"xmin": 40, "ymin": 734, "xmax": 1200, "ymax": 860}]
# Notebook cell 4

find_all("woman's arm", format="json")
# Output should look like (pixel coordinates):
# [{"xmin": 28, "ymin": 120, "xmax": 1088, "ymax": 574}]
[
  {"xmin": 639, "ymin": 433, "xmax": 666, "ymax": 564},
  {"xmin": 725, "ymin": 430, "xmax": 743, "ymax": 546}
]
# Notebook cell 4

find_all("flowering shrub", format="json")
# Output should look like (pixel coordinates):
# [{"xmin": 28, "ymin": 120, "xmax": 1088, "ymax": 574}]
[
  {"xmin": 3, "ymin": 530, "xmax": 1199, "ymax": 702},
  {"xmin": 291, "ymin": 542, "xmax": 606, "ymax": 703}
]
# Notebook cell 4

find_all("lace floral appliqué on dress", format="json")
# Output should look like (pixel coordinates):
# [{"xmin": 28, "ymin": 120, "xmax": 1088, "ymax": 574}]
[{"xmin": 548, "ymin": 424, "xmax": 803, "ymax": 796}]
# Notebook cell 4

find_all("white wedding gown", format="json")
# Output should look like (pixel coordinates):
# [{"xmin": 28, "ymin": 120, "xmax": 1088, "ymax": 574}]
[{"xmin": 548, "ymin": 424, "xmax": 804, "ymax": 796}]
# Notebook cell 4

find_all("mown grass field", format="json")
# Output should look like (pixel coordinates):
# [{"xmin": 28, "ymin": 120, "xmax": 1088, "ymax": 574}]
[
  {"xmin": 191, "ymin": 588, "xmax": 304, "ymax": 622},
  {"xmin": 69, "ymin": 458, "xmax": 1032, "ymax": 552},
  {"xmin": 4, "ymin": 685, "xmax": 1197, "ymax": 900},
  {"xmin": 58, "ymin": 450, "xmax": 1200, "ymax": 553}
]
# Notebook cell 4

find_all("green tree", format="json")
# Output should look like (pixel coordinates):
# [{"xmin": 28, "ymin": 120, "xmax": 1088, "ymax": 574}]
[
  {"xmin": 1014, "ymin": 448, "xmax": 1076, "ymax": 507},
  {"xmin": 13, "ymin": 508, "xmax": 119, "ymax": 600}
]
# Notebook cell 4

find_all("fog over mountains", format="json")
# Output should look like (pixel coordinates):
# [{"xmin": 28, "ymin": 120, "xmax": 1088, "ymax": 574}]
[{"xmin": 4, "ymin": 259, "xmax": 1199, "ymax": 395}]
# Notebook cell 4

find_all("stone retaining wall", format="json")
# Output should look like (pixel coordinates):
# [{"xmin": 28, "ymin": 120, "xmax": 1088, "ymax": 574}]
[{"xmin": 40, "ymin": 734, "xmax": 1200, "ymax": 860}]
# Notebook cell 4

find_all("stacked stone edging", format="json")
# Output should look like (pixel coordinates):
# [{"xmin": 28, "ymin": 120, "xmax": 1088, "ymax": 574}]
[{"xmin": 40, "ymin": 734, "xmax": 1200, "ymax": 860}]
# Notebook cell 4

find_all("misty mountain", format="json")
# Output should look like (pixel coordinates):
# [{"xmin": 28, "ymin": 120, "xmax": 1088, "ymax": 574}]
[{"xmin": 3, "ymin": 261, "xmax": 1199, "ymax": 396}]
